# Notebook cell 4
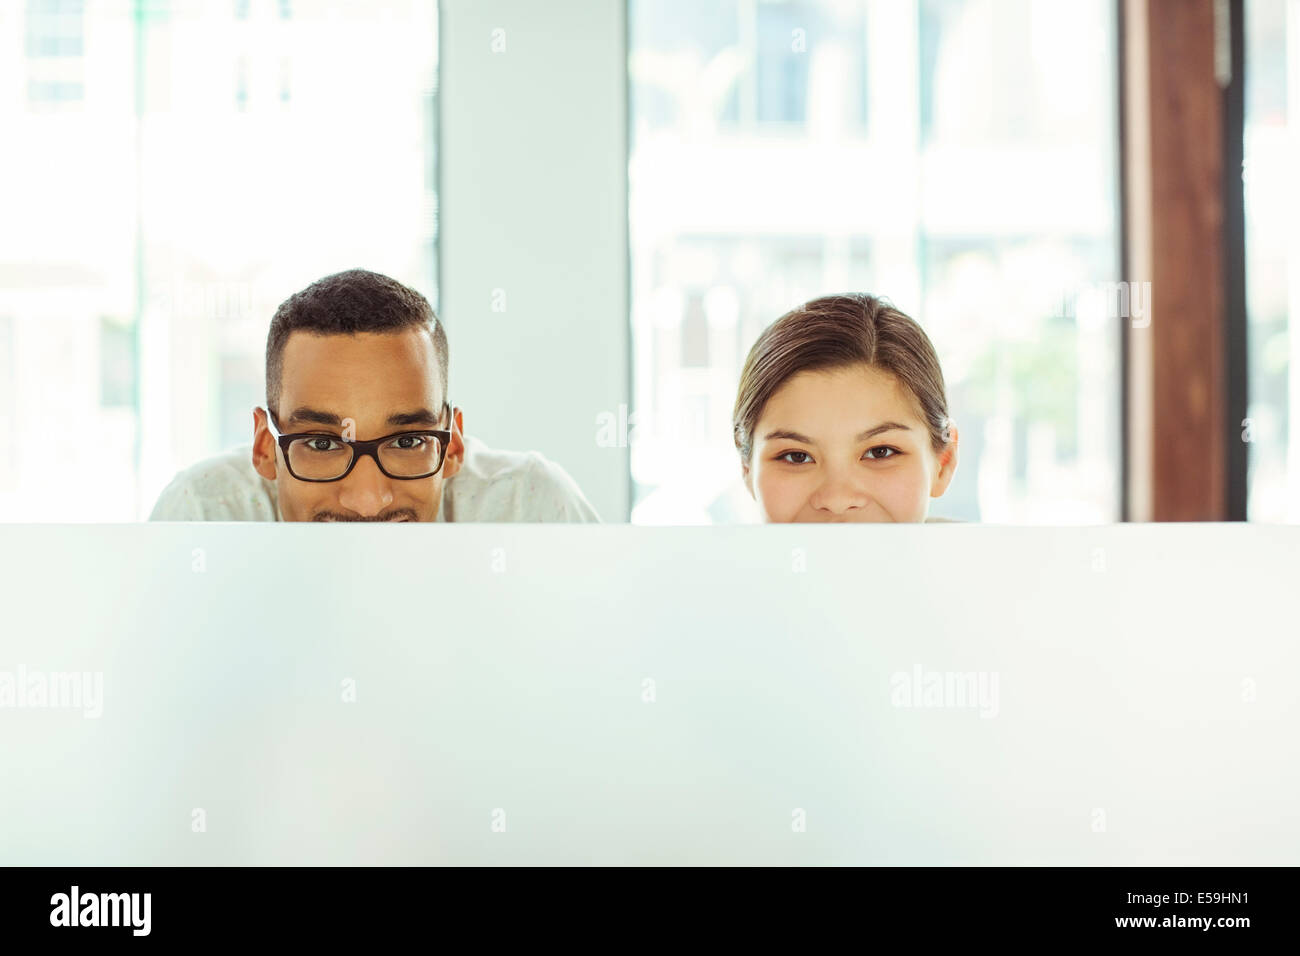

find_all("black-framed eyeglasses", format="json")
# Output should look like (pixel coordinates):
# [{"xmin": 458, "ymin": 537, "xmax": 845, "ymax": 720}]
[{"xmin": 262, "ymin": 402, "xmax": 453, "ymax": 482}]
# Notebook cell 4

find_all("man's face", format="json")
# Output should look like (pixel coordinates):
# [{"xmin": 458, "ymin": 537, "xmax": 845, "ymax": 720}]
[{"xmin": 252, "ymin": 328, "xmax": 464, "ymax": 522}]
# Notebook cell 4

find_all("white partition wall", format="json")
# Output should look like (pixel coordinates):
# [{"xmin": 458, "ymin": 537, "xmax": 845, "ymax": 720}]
[
  {"xmin": 2, "ymin": 523, "xmax": 1297, "ymax": 865},
  {"xmin": 440, "ymin": 0, "xmax": 630, "ymax": 524}
]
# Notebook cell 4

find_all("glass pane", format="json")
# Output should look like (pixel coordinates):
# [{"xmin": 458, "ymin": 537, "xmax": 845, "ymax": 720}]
[
  {"xmin": 1245, "ymin": 0, "xmax": 1298, "ymax": 521},
  {"xmin": 0, "ymin": 0, "xmax": 439, "ymax": 520},
  {"xmin": 629, "ymin": 0, "xmax": 1120, "ymax": 523}
]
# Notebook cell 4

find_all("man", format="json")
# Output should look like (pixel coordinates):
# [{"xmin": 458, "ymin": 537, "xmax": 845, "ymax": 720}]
[{"xmin": 150, "ymin": 269, "xmax": 599, "ymax": 522}]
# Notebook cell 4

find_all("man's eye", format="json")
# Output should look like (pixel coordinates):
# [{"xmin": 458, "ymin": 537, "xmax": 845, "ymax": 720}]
[
  {"xmin": 776, "ymin": 450, "xmax": 813, "ymax": 464},
  {"xmin": 302, "ymin": 438, "xmax": 342, "ymax": 453},
  {"xmin": 864, "ymin": 445, "xmax": 901, "ymax": 460},
  {"xmin": 390, "ymin": 435, "xmax": 427, "ymax": 450}
]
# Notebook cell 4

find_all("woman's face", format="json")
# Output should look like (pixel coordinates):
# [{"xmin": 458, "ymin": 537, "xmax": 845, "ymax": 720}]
[{"xmin": 743, "ymin": 364, "xmax": 958, "ymax": 523}]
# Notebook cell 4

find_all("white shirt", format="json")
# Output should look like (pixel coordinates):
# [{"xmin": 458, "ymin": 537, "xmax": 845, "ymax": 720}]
[{"xmin": 148, "ymin": 435, "xmax": 601, "ymax": 523}]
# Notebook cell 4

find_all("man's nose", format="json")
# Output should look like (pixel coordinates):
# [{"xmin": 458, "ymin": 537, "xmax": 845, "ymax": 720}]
[{"xmin": 335, "ymin": 453, "xmax": 395, "ymax": 518}]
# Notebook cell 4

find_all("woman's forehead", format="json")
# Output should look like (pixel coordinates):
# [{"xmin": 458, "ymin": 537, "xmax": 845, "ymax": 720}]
[{"xmin": 758, "ymin": 366, "xmax": 922, "ymax": 429}]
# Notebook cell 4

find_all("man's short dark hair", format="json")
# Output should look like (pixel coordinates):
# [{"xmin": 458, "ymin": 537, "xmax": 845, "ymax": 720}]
[{"xmin": 265, "ymin": 269, "xmax": 448, "ymax": 413}]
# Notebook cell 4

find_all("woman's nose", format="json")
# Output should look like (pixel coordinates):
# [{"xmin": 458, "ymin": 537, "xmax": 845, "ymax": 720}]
[{"xmin": 809, "ymin": 471, "xmax": 868, "ymax": 515}]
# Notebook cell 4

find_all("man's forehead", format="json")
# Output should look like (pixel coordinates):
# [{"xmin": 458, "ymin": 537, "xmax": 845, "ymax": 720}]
[
  {"xmin": 281, "ymin": 327, "xmax": 437, "ymax": 365},
  {"xmin": 280, "ymin": 329, "xmax": 445, "ymax": 408}
]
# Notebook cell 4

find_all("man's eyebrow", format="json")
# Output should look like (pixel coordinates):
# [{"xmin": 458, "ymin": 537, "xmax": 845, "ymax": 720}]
[
  {"xmin": 285, "ymin": 407, "xmax": 443, "ymax": 428},
  {"xmin": 386, "ymin": 408, "xmax": 441, "ymax": 427},
  {"xmin": 287, "ymin": 407, "xmax": 343, "ymax": 427},
  {"xmin": 762, "ymin": 422, "xmax": 911, "ymax": 443}
]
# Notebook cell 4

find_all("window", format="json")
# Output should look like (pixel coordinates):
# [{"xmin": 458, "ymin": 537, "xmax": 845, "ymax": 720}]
[
  {"xmin": 0, "ymin": 0, "xmax": 439, "ymax": 520},
  {"xmin": 629, "ymin": 0, "xmax": 1121, "ymax": 523},
  {"xmin": 0, "ymin": 316, "xmax": 13, "ymax": 491},
  {"xmin": 1245, "ymin": 0, "xmax": 1297, "ymax": 521},
  {"xmin": 25, "ymin": 0, "xmax": 85, "ymax": 108}
]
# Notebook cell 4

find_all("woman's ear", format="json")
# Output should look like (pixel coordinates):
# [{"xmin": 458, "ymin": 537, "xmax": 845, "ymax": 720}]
[
  {"xmin": 742, "ymin": 460, "xmax": 754, "ymax": 499},
  {"xmin": 929, "ymin": 423, "xmax": 959, "ymax": 498}
]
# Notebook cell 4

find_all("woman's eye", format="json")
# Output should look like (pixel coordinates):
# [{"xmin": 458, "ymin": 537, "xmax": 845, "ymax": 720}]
[
  {"xmin": 864, "ymin": 445, "xmax": 901, "ymax": 460},
  {"xmin": 776, "ymin": 450, "xmax": 813, "ymax": 464}
]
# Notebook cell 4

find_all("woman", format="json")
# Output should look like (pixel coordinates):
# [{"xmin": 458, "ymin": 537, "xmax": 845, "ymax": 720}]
[{"xmin": 732, "ymin": 293, "xmax": 959, "ymax": 523}]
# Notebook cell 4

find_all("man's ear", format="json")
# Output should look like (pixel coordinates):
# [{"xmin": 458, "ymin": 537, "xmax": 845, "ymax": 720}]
[
  {"xmin": 251, "ymin": 407, "xmax": 278, "ymax": 481},
  {"xmin": 442, "ymin": 405, "xmax": 466, "ymax": 481},
  {"xmin": 929, "ymin": 423, "xmax": 960, "ymax": 498}
]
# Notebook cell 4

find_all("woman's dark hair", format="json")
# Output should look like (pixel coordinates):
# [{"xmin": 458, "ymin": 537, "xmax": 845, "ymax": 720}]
[
  {"xmin": 265, "ymin": 269, "xmax": 448, "ymax": 414},
  {"xmin": 733, "ymin": 293, "xmax": 950, "ymax": 465}
]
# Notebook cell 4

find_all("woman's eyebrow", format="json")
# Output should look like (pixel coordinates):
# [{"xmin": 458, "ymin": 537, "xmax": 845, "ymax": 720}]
[
  {"xmin": 856, "ymin": 422, "xmax": 911, "ymax": 440},
  {"xmin": 763, "ymin": 428, "xmax": 814, "ymax": 443},
  {"xmin": 763, "ymin": 422, "xmax": 912, "ymax": 443}
]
